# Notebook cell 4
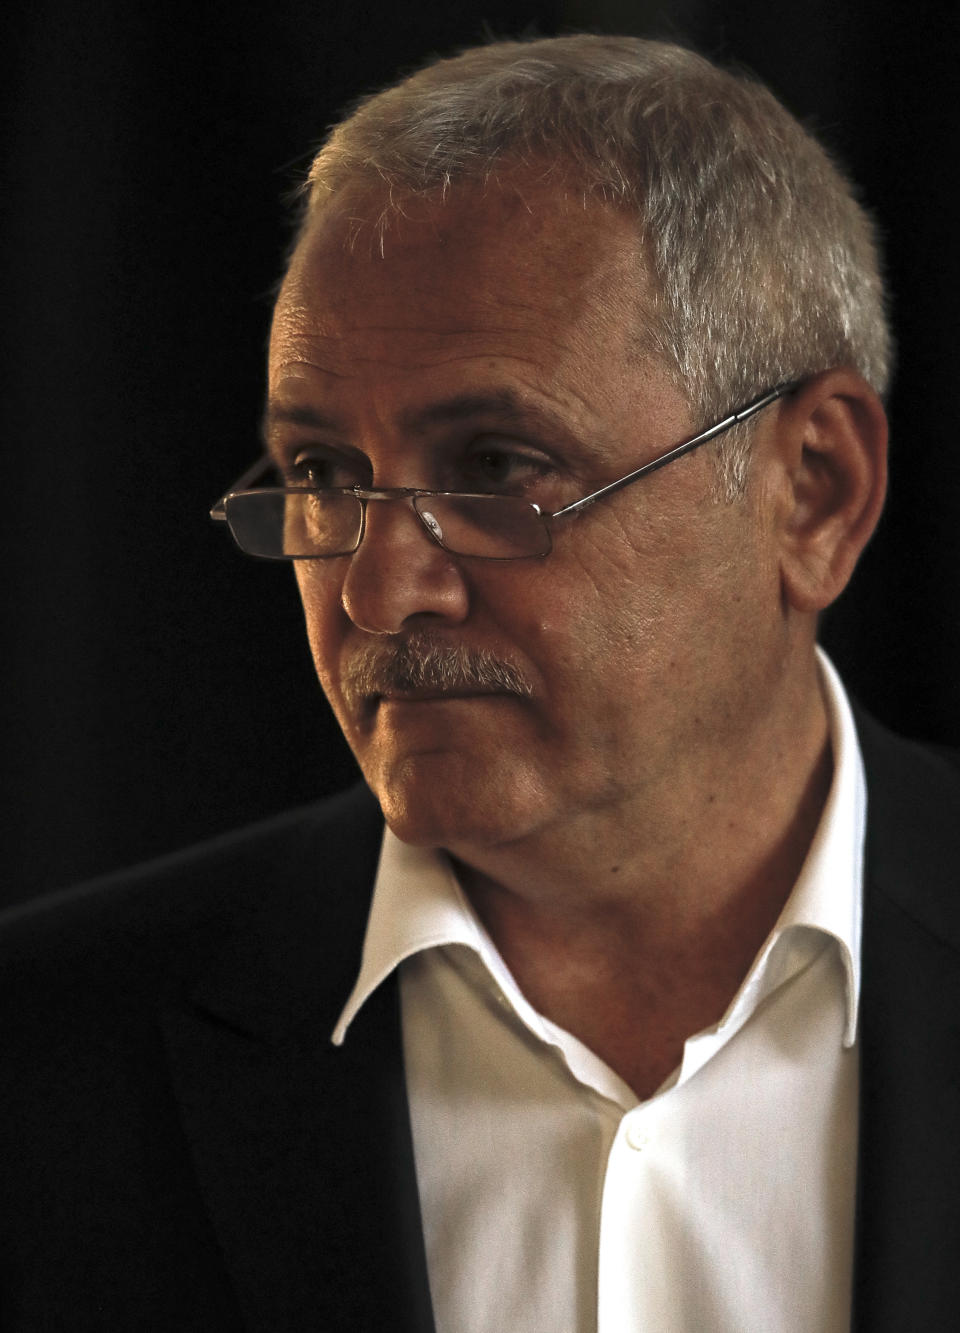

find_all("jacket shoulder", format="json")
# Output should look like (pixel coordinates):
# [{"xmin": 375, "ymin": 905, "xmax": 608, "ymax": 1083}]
[
  {"xmin": 856, "ymin": 707, "xmax": 960, "ymax": 948},
  {"xmin": 0, "ymin": 782, "xmax": 384, "ymax": 996}
]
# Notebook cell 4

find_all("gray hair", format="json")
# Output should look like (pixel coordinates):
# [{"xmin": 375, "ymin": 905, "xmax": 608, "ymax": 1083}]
[{"xmin": 300, "ymin": 34, "xmax": 892, "ymax": 497}]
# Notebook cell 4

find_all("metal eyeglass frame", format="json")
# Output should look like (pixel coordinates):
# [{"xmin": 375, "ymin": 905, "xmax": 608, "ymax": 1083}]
[{"xmin": 210, "ymin": 381, "xmax": 797, "ymax": 559}]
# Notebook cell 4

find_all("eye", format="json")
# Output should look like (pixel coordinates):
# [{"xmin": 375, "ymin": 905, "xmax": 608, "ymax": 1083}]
[
  {"xmin": 460, "ymin": 436, "xmax": 556, "ymax": 493},
  {"xmin": 287, "ymin": 448, "xmax": 366, "ymax": 490}
]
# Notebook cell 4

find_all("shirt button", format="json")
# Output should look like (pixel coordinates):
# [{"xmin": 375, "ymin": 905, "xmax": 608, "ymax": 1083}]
[{"xmin": 625, "ymin": 1122, "xmax": 650, "ymax": 1151}]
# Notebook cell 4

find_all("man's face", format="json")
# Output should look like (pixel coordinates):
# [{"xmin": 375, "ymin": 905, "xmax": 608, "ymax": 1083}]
[{"xmin": 267, "ymin": 178, "xmax": 787, "ymax": 858}]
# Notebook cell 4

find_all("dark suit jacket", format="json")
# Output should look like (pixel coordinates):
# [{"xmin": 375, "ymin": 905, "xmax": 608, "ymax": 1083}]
[{"xmin": 1, "ymin": 711, "xmax": 958, "ymax": 1331}]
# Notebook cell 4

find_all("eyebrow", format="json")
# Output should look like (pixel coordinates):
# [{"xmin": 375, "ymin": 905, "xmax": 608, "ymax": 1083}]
[
  {"xmin": 397, "ymin": 389, "xmax": 543, "ymax": 434},
  {"xmin": 261, "ymin": 403, "xmax": 343, "ymax": 441}
]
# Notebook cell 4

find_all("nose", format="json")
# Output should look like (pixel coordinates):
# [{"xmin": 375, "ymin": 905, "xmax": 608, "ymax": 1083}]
[{"xmin": 340, "ymin": 496, "xmax": 470, "ymax": 634}]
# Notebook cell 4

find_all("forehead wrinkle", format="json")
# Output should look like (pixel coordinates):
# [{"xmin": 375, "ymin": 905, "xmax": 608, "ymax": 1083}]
[
  {"xmin": 278, "ymin": 316, "xmax": 580, "ymax": 354},
  {"xmin": 272, "ymin": 332, "xmax": 586, "ymax": 396}
]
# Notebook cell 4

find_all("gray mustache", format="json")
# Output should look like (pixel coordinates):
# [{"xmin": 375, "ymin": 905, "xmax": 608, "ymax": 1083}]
[{"xmin": 342, "ymin": 636, "xmax": 533, "ymax": 710}]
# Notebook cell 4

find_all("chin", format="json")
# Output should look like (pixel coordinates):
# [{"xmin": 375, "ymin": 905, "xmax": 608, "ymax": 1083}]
[
  {"xmin": 375, "ymin": 787, "xmax": 511, "ymax": 852},
  {"xmin": 369, "ymin": 755, "xmax": 551, "ymax": 854}
]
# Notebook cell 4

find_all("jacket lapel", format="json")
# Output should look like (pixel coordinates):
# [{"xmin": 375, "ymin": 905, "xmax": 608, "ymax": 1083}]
[
  {"xmin": 159, "ymin": 792, "xmax": 435, "ymax": 1333},
  {"xmin": 853, "ymin": 712, "xmax": 960, "ymax": 1330}
]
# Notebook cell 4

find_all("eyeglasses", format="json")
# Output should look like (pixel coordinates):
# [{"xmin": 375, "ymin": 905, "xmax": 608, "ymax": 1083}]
[{"xmin": 210, "ymin": 382, "xmax": 796, "ymax": 561}]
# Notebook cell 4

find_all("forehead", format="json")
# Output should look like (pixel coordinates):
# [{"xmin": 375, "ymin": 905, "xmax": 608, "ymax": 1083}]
[{"xmin": 268, "ymin": 177, "xmax": 657, "ymax": 423}]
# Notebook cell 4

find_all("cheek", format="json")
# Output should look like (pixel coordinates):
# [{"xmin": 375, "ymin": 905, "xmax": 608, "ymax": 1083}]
[
  {"xmin": 294, "ymin": 566, "xmax": 349, "ymax": 699},
  {"xmin": 520, "ymin": 520, "xmax": 764, "ymax": 724},
  {"xmin": 497, "ymin": 559, "xmax": 661, "ymax": 740},
  {"xmin": 518, "ymin": 540, "xmax": 666, "ymax": 670}
]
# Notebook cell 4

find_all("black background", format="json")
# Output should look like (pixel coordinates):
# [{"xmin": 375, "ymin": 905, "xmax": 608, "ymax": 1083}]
[{"xmin": 5, "ymin": 0, "xmax": 959, "ymax": 908}]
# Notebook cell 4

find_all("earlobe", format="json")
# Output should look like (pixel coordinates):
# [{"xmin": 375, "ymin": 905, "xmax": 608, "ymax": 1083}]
[{"xmin": 777, "ymin": 371, "xmax": 888, "ymax": 614}]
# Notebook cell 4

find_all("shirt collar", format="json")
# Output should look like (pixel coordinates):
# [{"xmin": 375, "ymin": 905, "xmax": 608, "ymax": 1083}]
[
  {"xmin": 331, "ymin": 832, "xmax": 479, "ymax": 1046},
  {"xmin": 331, "ymin": 828, "xmax": 565, "ymax": 1051},
  {"xmin": 685, "ymin": 646, "xmax": 864, "ymax": 1073},
  {"xmin": 332, "ymin": 647, "xmax": 865, "ymax": 1052},
  {"xmin": 782, "ymin": 645, "xmax": 865, "ymax": 1047}
]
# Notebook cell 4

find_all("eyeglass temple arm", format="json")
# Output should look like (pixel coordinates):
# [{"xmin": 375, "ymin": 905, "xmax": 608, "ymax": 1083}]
[
  {"xmin": 209, "ymin": 455, "xmax": 275, "ymax": 520},
  {"xmin": 551, "ymin": 381, "xmax": 798, "ymax": 520}
]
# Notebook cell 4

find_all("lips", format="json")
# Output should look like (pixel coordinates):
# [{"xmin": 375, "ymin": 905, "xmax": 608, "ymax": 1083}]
[{"xmin": 366, "ymin": 685, "xmax": 508, "ymax": 715}]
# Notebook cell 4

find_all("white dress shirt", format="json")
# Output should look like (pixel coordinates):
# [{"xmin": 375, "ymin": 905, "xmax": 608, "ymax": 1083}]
[{"xmin": 333, "ymin": 650, "xmax": 865, "ymax": 1332}]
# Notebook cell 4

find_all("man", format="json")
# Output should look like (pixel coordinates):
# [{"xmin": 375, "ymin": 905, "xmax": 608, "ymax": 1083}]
[{"xmin": 2, "ymin": 33, "xmax": 958, "ymax": 1333}]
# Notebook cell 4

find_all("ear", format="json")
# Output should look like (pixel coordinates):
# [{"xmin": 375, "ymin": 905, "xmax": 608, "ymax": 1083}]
[{"xmin": 774, "ymin": 370, "xmax": 888, "ymax": 614}]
